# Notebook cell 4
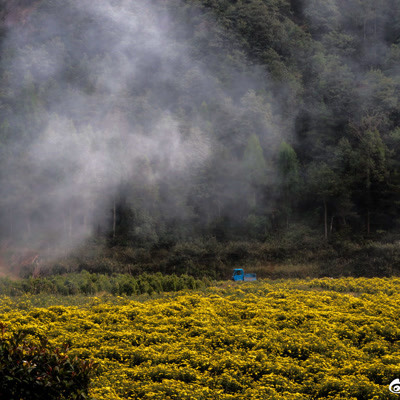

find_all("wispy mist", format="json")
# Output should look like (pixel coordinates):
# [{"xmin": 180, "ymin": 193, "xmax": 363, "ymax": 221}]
[{"xmin": 0, "ymin": 0, "xmax": 286, "ymax": 255}]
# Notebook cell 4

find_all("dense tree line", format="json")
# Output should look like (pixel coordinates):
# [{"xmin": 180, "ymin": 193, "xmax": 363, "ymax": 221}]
[{"xmin": 0, "ymin": 0, "xmax": 400, "ymax": 266}]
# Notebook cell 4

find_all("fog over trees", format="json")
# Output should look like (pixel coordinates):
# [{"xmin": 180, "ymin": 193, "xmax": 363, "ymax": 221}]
[{"xmin": 1, "ymin": 0, "xmax": 400, "ymax": 277}]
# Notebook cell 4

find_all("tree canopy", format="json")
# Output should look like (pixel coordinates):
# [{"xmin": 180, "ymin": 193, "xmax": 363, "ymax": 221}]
[{"xmin": 0, "ymin": 0, "xmax": 400, "ymax": 255}]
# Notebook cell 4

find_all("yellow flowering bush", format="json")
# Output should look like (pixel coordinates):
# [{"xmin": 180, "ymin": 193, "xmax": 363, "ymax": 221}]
[{"xmin": 1, "ymin": 277, "xmax": 400, "ymax": 399}]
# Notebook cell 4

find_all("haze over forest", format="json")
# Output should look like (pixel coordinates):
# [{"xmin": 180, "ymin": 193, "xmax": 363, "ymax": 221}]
[{"xmin": 1, "ymin": 0, "xmax": 400, "ymax": 278}]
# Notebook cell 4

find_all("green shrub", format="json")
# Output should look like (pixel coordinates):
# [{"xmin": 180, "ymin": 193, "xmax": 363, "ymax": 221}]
[
  {"xmin": 0, "ymin": 271, "xmax": 210, "ymax": 297},
  {"xmin": 0, "ymin": 323, "xmax": 96, "ymax": 400}
]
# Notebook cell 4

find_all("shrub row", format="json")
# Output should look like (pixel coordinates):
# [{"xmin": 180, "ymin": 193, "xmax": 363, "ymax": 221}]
[{"xmin": 0, "ymin": 272, "xmax": 211, "ymax": 296}]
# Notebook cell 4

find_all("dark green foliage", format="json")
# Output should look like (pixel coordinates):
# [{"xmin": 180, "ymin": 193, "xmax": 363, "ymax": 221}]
[{"xmin": 0, "ymin": 323, "xmax": 96, "ymax": 400}]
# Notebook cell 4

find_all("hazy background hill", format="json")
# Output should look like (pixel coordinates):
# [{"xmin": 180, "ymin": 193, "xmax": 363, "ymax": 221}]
[{"xmin": 1, "ymin": 0, "xmax": 400, "ymax": 278}]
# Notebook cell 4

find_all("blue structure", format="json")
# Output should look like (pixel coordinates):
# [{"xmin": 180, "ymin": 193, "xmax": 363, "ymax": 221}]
[{"xmin": 232, "ymin": 268, "xmax": 257, "ymax": 281}]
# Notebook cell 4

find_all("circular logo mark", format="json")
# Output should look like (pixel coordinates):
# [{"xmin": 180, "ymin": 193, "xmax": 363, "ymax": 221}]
[{"xmin": 390, "ymin": 379, "xmax": 400, "ymax": 394}]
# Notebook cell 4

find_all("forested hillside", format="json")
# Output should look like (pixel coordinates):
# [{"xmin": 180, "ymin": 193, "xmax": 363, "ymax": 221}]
[{"xmin": 1, "ymin": 0, "xmax": 400, "ymax": 277}]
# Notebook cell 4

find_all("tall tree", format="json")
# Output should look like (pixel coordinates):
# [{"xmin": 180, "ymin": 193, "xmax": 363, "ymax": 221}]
[
  {"xmin": 350, "ymin": 123, "xmax": 387, "ymax": 234},
  {"xmin": 277, "ymin": 141, "xmax": 300, "ymax": 227},
  {"xmin": 306, "ymin": 161, "xmax": 338, "ymax": 239}
]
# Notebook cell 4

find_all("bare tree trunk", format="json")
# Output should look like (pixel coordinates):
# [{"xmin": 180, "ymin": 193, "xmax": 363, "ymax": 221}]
[
  {"xmin": 69, "ymin": 207, "xmax": 72, "ymax": 240},
  {"xmin": 63, "ymin": 212, "xmax": 67, "ymax": 237},
  {"xmin": 366, "ymin": 167, "xmax": 371, "ymax": 235},
  {"xmin": 330, "ymin": 215, "xmax": 334, "ymax": 234},
  {"xmin": 83, "ymin": 212, "xmax": 87, "ymax": 234},
  {"xmin": 113, "ymin": 200, "xmax": 116, "ymax": 239},
  {"xmin": 363, "ymin": 18, "xmax": 366, "ymax": 43},
  {"xmin": 26, "ymin": 215, "xmax": 31, "ymax": 237},
  {"xmin": 323, "ymin": 199, "xmax": 328, "ymax": 240}
]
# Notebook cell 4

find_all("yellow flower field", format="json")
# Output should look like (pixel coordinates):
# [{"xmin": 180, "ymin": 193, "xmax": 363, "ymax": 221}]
[{"xmin": 1, "ymin": 277, "xmax": 400, "ymax": 399}]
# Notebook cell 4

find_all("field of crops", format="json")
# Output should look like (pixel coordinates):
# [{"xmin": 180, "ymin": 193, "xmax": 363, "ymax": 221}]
[{"xmin": 1, "ymin": 277, "xmax": 400, "ymax": 399}]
